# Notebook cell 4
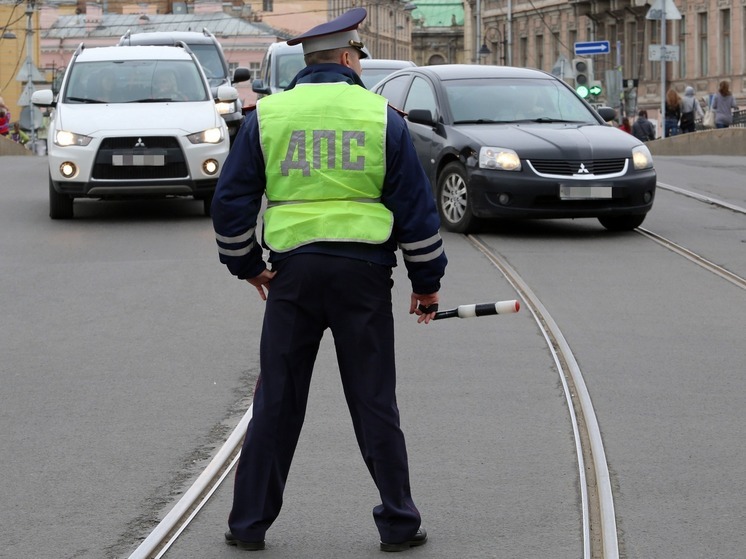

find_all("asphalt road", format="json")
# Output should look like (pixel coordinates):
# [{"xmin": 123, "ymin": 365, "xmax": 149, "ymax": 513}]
[{"xmin": 1, "ymin": 155, "xmax": 744, "ymax": 559}]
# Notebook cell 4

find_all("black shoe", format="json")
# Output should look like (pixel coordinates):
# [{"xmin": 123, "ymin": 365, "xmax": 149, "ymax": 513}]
[
  {"xmin": 225, "ymin": 530, "xmax": 265, "ymax": 551},
  {"xmin": 380, "ymin": 528, "xmax": 428, "ymax": 552}
]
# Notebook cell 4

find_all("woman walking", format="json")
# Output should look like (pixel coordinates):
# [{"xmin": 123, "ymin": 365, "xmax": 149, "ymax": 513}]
[{"xmin": 711, "ymin": 80, "xmax": 739, "ymax": 129}]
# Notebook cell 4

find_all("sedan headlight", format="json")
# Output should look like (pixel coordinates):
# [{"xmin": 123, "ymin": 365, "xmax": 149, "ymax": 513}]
[
  {"xmin": 187, "ymin": 127, "xmax": 224, "ymax": 144},
  {"xmin": 632, "ymin": 144, "xmax": 654, "ymax": 170},
  {"xmin": 55, "ymin": 130, "xmax": 92, "ymax": 147},
  {"xmin": 215, "ymin": 101, "xmax": 236, "ymax": 115},
  {"xmin": 479, "ymin": 146, "xmax": 521, "ymax": 171}
]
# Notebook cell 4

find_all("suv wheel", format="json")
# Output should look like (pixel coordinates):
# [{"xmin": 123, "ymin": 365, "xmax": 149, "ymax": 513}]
[{"xmin": 49, "ymin": 175, "xmax": 73, "ymax": 219}]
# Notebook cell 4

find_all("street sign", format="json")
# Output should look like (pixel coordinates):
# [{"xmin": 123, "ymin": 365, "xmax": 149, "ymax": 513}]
[
  {"xmin": 648, "ymin": 44, "xmax": 680, "ymax": 62},
  {"xmin": 646, "ymin": 0, "xmax": 682, "ymax": 20},
  {"xmin": 574, "ymin": 41, "xmax": 611, "ymax": 56}
]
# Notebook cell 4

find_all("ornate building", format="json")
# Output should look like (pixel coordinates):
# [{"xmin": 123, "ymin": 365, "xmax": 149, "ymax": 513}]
[{"xmin": 468, "ymin": 0, "xmax": 744, "ymax": 120}]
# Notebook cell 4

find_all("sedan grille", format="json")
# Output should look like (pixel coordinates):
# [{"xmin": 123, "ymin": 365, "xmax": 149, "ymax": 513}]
[
  {"xmin": 528, "ymin": 158, "xmax": 627, "ymax": 176},
  {"xmin": 93, "ymin": 136, "xmax": 188, "ymax": 180}
]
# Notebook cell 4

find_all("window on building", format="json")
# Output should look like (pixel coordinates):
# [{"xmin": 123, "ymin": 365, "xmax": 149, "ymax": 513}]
[
  {"xmin": 536, "ymin": 34, "xmax": 544, "ymax": 70},
  {"xmin": 679, "ymin": 15, "xmax": 686, "ymax": 77},
  {"xmin": 720, "ymin": 9, "xmax": 730, "ymax": 73},
  {"xmin": 699, "ymin": 12, "xmax": 708, "ymax": 76},
  {"xmin": 648, "ymin": 20, "xmax": 659, "ymax": 81},
  {"xmin": 263, "ymin": 0, "xmax": 273, "ymax": 11},
  {"xmin": 625, "ymin": 21, "xmax": 636, "ymax": 78},
  {"xmin": 552, "ymin": 31, "xmax": 560, "ymax": 67},
  {"xmin": 520, "ymin": 36, "xmax": 528, "ymax": 68}
]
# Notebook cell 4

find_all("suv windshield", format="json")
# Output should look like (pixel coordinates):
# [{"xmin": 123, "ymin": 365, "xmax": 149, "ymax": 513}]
[
  {"xmin": 64, "ymin": 60, "xmax": 209, "ymax": 103},
  {"xmin": 444, "ymin": 78, "xmax": 597, "ymax": 124}
]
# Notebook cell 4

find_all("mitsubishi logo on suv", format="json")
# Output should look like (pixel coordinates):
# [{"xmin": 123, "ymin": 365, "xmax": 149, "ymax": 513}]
[
  {"xmin": 134, "ymin": 138, "xmax": 146, "ymax": 148},
  {"xmin": 576, "ymin": 163, "xmax": 590, "ymax": 174}
]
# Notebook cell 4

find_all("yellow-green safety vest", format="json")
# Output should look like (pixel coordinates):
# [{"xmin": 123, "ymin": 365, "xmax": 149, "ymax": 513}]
[{"xmin": 257, "ymin": 82, "xmax": 394, "ymax": 252}]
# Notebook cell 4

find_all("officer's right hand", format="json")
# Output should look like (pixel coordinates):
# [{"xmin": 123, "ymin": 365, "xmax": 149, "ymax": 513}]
[{"xmin": 246, "ymin": 269, "xmax": 276, "ymax": 301}]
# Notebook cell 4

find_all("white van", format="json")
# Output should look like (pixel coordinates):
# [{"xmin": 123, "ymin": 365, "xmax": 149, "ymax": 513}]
[{"xmin": 252, "ymin": 41, "xmax": 416, "ymax": 96}]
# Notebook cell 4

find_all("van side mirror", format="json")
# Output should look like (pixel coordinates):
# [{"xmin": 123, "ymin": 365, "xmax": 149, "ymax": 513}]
[{"xmin": 252, "ymin": 78, "xmax": 270, "ymax": 95}]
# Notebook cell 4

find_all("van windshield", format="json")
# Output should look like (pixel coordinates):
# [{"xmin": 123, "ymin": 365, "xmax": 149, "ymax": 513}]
[
  {"xmin": 188, "ymin": 44, "xmax": 226, "ymax": 84},
  {"xmin": 276, "ymin": 52, "xmax": 305, "ymax": 89},
  {"xmin": 64, "ymin": 60, "xmax": 209, "ymax": 103}
]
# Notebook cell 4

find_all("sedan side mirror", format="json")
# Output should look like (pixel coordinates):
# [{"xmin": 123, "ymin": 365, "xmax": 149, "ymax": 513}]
[{"xmin": 407, "ymin": 109, "xmax": 436, "ymax": 126}]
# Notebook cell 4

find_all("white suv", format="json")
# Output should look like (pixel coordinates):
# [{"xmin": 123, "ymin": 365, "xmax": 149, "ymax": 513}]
[{"xmin": 32, "ymin": 43, "xmax": 236, "ymax": 219}]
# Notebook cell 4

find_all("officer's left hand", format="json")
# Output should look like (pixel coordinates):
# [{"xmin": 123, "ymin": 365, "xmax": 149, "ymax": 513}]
[{"xmin": 246, "ymin": 268, "xmax": 276, "ymax": 301}]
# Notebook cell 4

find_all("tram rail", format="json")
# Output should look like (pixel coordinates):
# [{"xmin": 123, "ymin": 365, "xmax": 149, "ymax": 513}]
[{"xmin": 642, "ymin": 181, "xmax": 746, "ymax": 291}]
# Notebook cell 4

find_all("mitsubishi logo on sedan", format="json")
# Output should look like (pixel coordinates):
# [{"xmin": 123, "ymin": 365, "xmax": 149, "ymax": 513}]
[
  {"xmin": 577, "ymin": 163, "xmax": 590, "ymax": 174},
  {"xmin": 134, "ymin": 138, "xmax": 146, "ymax": 148}
]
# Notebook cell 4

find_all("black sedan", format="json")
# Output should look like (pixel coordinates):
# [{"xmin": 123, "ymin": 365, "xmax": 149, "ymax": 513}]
[{"xmin": 373, "ymin": 65, "xmax": 656, "ymax": 232}]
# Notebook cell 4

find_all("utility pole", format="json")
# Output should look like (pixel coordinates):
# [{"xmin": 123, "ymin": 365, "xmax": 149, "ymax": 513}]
[{"xmin": 23, "ymin": 0, "xmax": 37, "ymax": 152}]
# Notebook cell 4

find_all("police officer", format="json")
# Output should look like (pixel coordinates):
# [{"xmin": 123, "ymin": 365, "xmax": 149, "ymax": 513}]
[{"xmin": 212, "ymin": 7, "xmax": 447, "ymax": 552}]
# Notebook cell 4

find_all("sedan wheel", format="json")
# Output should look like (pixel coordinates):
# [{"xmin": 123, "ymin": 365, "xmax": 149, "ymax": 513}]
[
  {"xmin": 437, "ymin": 162, "xmax": 478, "ymax": 233},
  {"xmin": 598, "ymin": 214, "xmax": 646, "ymax": 231}
]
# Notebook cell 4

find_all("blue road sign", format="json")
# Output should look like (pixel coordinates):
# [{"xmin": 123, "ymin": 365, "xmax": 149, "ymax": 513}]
[{"xmin": 574, "ymin": 41, "xmax": 610, "ymax": 56}]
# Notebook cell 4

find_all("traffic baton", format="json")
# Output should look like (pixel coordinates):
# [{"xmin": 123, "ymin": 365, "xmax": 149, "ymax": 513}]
[{"xmin": 431, "ymin": 300, "xmax": 520, "ymax": 320}]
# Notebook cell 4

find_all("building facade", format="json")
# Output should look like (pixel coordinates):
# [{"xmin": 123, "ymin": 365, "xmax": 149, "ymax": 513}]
[{"xmin": 468, "ymin": 0, "xmax": 744, "ymax": 121}]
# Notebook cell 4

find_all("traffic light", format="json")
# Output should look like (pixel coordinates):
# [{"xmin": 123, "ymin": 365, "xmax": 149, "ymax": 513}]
[
  {"xmin": 572, "ymin": 57, "xmax": 593, "ymax": 98},
  {"xmin": 588, "ymin": 81, "xmax": 603, "ymax": 97}
]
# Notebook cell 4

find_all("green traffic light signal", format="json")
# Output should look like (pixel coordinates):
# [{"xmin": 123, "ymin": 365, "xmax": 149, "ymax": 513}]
[
  {"xmin": 576, "ymin": 85, "xmax": 590, "ymax": 98},
  {"xmin": 589, "ymin": 84, "xmax": 602, "ymax": 96}
]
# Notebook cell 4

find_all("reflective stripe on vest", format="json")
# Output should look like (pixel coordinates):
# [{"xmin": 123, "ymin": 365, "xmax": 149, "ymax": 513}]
[{"xmin": 257, "ymin": 82, "xmax": 393, "ymax": 252}]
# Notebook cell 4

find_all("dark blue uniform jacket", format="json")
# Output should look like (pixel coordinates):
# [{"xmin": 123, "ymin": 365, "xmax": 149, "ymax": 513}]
[{"xmin": 211, "ymin": 64, "xmax": 447, "ymax": 295}]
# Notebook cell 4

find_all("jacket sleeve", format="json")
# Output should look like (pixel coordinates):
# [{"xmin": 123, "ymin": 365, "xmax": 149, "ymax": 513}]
[
  {"xmin": 382, "ymin": 106, "xmax": 447, "ymax": 294},
  {"xmin": 210, "ymin": 110, "xmax": 268, "ymax": 280}
]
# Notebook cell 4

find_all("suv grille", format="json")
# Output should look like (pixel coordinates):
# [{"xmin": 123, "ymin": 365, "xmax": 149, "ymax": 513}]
[
  {"xmin": 529, "ymin": 159, "xmax": 627, "ymax": 176},
  {"xmin": 93, "ymin": 136, "xmax": 188, "ymax": 180}
]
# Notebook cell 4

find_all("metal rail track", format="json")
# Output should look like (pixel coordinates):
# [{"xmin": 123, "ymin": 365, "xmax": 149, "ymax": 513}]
[
  {"xmin": 467, "ymin": 234, "xmax": 618, "ymax": 559},
  {"xmin": 128, "ymin": 180, "xmax": 743, "ymax": 558},
  {"xmin": 642, "ymin": 182, "xmax": 746, "ymax": 291}
]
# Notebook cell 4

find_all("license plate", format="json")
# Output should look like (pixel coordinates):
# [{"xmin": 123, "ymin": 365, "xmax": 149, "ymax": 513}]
[
  {"xmin": 112, "ymin": 153, "xmax": 165, "ymax": 166},
  {"xmin": 559, "ymin": 185, "xmax": 613, "ymax": 200}
]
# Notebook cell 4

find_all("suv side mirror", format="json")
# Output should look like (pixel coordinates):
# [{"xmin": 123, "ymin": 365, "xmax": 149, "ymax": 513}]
[
  {"xmin": 32, "ymin": 89, "xmax": 55, "ymax": 107},
  {"xmin": 216, "ymin": 84, "xmax": 238, "ymax": 102},
  {"xmin": 232, "ymin": 67, "xmax": 251, "ymax": 85}
]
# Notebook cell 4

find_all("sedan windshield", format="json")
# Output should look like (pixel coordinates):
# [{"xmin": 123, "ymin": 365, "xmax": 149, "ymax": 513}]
[{"xmin": 444, "ymin": 78, "xmax": 598, "ymax": 125}]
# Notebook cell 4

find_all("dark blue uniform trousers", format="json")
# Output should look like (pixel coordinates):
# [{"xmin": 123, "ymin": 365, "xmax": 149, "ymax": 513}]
[{"xmin": 228, "ymin": 253, "xmax": 422, "ymax": 544}]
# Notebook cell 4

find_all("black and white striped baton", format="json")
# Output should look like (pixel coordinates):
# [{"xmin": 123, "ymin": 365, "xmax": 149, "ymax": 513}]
[{"xmin": 430, "ymin": 300, "xmax": 520, "ymax": 320}]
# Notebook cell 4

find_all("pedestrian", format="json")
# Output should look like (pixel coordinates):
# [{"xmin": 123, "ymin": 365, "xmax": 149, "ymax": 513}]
[
  {"xmin": 711, "ymin": 80, "xmax": 739, "ymax": 129},
  {"xmin": 619, "ymin": 116, "xmax": 632, "ymax": 134},
  {"xmin": 664, "ymin": 88, "xmax": 681, "ymax": 137},
  {"xmin": 679, "ymin": 86, "xmax": 703, "ymax": 133},
  {"xmin": 0, "ymin": 97, "xmax": 11, "ymax": 137},
  {"xmin": 211, "ymin": 7, "xmax": 447, "ymax": 553},
  {"xmin": 10, "ymin": 122, "xmax": 29, "ymax": 145},
  {"xmin": 632, "ymin": 109, "xmax": 656, "ymax": 142}
]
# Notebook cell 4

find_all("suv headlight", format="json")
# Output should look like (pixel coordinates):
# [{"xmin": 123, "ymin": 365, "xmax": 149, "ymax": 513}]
[
  {"xmin": 215, "ymin": 101, "xmax": 236, "ymax": 115},
  {"xmin": 55, "ymin": 130, "xmax": 92, "ymax": 147},
  {"xmin": 632, "ymin": 145, "xmax": 654, "ymax": 170},
  {"xmin": 187, "ymin": 127, "xmax": 224, "ymax": 144},
  {"xmin": 479, "ymin": 146, "xmax": 521, "ymax": 171}
]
